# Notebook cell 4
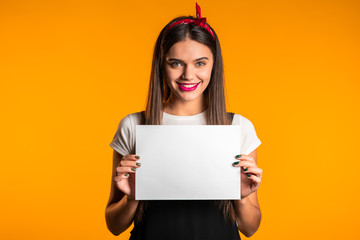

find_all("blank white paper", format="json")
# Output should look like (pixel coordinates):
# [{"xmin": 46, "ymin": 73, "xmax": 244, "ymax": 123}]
[{"xmin": 135, "ymin": 125, "xmax": 241, "ymax": 200}]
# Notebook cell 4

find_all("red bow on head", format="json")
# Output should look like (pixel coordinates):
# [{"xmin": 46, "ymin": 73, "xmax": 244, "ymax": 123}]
[{"xmin": 166, "ymin": 2, "xmax": 215, "ymax": 39}]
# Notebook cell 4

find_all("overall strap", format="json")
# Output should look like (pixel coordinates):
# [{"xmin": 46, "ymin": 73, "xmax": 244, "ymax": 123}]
[
  {"xmin": 227, "ymin": 112, "xmax": 235, "ymax": 123},
  {"xmin": 140, "ymin": 111, "xmax": 146, "ymax": 125}
]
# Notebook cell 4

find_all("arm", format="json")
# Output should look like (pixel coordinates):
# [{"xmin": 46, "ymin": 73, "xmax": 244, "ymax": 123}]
[
  {"xmin": 105, "ymin": 195, "xmax": 139, "ymax": 236},
  {"xmin": 105, "ymin": 150, "xmax": 139, "ymax": 236},
  {"xmin": 234, "ymin": 149, "xmax": 262, "ymax": 237}
]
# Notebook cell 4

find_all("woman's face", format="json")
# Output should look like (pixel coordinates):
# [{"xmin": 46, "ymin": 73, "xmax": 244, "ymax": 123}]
[{"xmin": 163, "ymin": 38, "xmax": 214, "ymax": 104}]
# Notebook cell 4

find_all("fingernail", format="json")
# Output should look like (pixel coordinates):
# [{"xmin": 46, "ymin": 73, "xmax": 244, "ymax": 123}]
[
  {"xmin": 243, "ymin": 168, "xmax": 248, "ymax": 172},
  {"xmin": 235, "ymin": 155, "xmax": 241, "ymax": 159},
  {"xmin": 131, "ymin": 167, "xmax": 136, "ymax": 171},
  {"xmin": 233, "ymin": 162, "xmax": 239, "ymax": 165},
  {"xmin": 247, "ymin": 174, "xmax": 251, "ymax": 177},
  {"xmin": 136, "ymin": 163, "xmax": 141, "ymax": 166},
  {"xmin": 135, "ymin": 156, "xmax": 140, "ymax": 159},
  {"xmin": 124, "ymin": 173, "xmax": 129, "ymax": 177}
]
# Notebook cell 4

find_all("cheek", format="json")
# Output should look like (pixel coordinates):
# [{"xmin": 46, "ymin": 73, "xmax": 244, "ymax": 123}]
[
  {"xmin": 165, "ymin": 70, "xmax": 180, "ymax": 82},
  {"xmin": 164, "ymin": 73, "xmax": 177, "ymax": 89},
  {"xmin": 199, "ymin": 68, "xmax": 212, "ymax": 82}
]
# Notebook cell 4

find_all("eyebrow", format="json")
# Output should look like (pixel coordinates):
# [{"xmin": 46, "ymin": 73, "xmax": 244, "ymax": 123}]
[{"xmin": 167, "ymin": 57, "xmax": 209, "ymax": 62}]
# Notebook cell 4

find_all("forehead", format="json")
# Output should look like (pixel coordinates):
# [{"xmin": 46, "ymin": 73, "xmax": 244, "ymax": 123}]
[{"xmin": 166, "ymin": 39, "xmax": 212, "ymax": 59}]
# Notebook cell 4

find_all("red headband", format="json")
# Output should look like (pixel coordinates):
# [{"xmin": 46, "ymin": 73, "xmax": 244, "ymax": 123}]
[{"xmin": 165, "ymin": 2, "xmax": 215, "ymax": 40}]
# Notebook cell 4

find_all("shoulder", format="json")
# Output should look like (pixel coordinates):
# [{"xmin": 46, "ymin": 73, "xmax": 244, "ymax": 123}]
[
  {"xmin": 117, "ymin": 111, "xmax": 143, "ymax": 129},
  {"xmin": 232, "ymin": 113, "xmax": 255, "ymax": 127},
  {"xmin": 232, "ymin": 113, "xmax": 260, "ymax": 135}
]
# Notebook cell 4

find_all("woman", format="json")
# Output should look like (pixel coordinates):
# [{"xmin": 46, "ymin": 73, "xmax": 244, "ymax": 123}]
[{"xmin": 105, "ymin": 3, "xmax": 263, "ymax": 239}]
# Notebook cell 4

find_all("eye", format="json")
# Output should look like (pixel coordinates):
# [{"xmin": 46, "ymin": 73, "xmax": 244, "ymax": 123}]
[
  {"xmin": 170, "ymin": 62, "xmax": 181, "ymax": 67},
  {"xmin": 197, "ymin": 61, "xmax": 206, "ymax": 66}
]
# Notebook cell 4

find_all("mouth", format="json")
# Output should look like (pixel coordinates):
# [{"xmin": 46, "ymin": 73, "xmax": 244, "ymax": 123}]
[{"xmin": 176, "ymin": 82, "xmax": 201, "ymax": 91}]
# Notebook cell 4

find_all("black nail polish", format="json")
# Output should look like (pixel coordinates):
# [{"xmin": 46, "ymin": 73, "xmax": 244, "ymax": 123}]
[{"xmin": 235, "ymin": 155, "xmax": 241, "ymax": 158}]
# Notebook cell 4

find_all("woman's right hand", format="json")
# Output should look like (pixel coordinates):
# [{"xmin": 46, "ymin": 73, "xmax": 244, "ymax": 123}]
[{"xmin": 114, "ymin": 154, "xmax": 141, "ymax": 201}]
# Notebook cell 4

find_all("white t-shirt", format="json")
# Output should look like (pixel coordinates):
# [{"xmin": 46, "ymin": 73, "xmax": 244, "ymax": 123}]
[{"xmin": 110, "ymin": 110, "xmax": 261, "ymax": 156}]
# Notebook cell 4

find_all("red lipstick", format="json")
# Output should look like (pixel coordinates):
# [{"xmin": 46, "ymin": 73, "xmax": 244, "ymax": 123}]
[{"xmin": 176, "ymin": 82, "xmax": 200, "ymax": 91}]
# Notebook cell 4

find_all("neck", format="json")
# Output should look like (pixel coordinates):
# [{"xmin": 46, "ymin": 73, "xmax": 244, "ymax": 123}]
[{"xmin": 163, "ymin": 95, "xmax": 207, "ymax": 116}]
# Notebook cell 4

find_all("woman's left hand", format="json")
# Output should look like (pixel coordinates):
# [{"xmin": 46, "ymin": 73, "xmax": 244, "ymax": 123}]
[{"xmin": 233, "ymin": 154, "xmax": 263, "ymax": 198}]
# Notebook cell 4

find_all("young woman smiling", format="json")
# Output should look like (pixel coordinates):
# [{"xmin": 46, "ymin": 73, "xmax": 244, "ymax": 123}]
[{"xmin": 105, "ymin": 3, "xmax": 263, "ymax": 240}]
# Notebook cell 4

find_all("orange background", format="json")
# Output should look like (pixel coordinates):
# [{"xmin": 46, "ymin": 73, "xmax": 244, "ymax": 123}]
[{"xmin": 1, "ymin": 0, "xmax": 359, "ymax": 239}]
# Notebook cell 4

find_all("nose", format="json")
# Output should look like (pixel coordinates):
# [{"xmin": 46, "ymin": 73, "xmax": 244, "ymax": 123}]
[{"xmin": 181, "ymin": 65, "xmax": 195, "ymax": 80}]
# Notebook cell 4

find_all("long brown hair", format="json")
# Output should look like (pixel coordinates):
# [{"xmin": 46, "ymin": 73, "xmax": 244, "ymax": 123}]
[{"xmin": 133, "ymin": 15, "xmax": 238, "ymax": 225}]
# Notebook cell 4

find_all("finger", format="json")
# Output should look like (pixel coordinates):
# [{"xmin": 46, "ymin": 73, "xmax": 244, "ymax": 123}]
[
  {"xmin": 235, "ymin": 154, "xmax": 255, "ymax": 163},
  {"xmin": 122, "ymin": 154, "xmax": 141, "ymax": 161},
  {"xmin": 116, "ymin": 166, "xmax": 138, "ymax": 174},
  {"xmin": 242, "ymin": 167, "xmax": 263, "ymax": 177},
  {"xmin": 116, "ymin": 169, "xmax": 131, "ymax": 176},
  {"xmin": 114, "ymin": 173, "xmax": 130, "ymax": 181},
  {"xmin": 232, "ymin": 159, "xmax": 256, "ymax": 168},
  {"xmin": 246, "ymin": 173, "xmax": 262, "ymax": 183},
  {"xmin": 118, "ymin": 160, "xmax": 142, "ymax": 168}
]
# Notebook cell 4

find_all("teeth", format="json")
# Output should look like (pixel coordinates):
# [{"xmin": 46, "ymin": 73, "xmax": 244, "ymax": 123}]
[{"xmin": 180, "ymin": 83, "xmax": 198, "ymax": 88}]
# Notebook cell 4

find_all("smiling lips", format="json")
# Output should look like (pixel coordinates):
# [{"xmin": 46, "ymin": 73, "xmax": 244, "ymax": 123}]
[{"xmin": 176, "ymin": 82, "xmax": 201, "ymax": 91}]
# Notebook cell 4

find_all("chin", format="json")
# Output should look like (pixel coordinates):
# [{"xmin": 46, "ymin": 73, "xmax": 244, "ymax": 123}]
[{"xmin": 177, "ymin": 93, "xmax": 203, "ymax": 102}]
